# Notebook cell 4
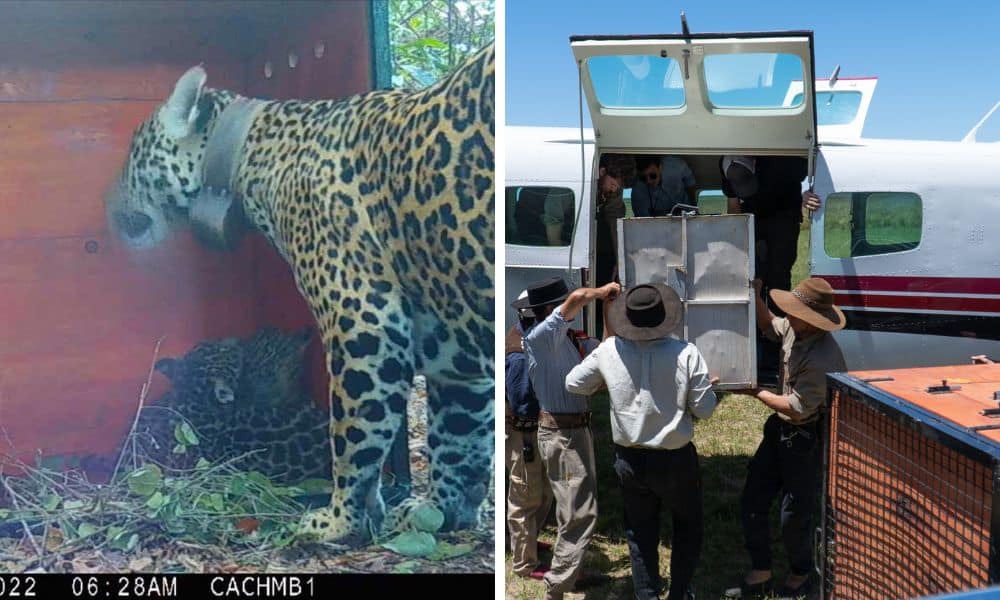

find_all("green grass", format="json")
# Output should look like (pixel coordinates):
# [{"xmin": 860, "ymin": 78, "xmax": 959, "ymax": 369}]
[{"xmin": 505, "ymin": 220, "xmax": 815, "ymax": 599}]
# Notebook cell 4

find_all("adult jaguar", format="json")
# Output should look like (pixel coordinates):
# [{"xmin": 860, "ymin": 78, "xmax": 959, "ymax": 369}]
[{"xmin": 105, "ymin": 43, "xmax": 495, "ymax": 544}]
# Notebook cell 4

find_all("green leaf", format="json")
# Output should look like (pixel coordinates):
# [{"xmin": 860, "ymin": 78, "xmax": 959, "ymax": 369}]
[
  {"xmin": 209, "ymin": 493, "xmax": 225, "ymax": 512},
  {"xmin": 174, "ymin": 422, "xmax": 199, "ymax": 446},
  {"xmin": 126, "ymin": 465, "xmax": 162, "ymax": 497},
  {"xmin": 381, "ymin": 531, "xmax": 437, "ymax": 557},
  {"xmin": 413, "ymin": 37, "xmax": 448, "ymax": 50},
  {"xmin": 195, "ymin": 458, "xmax": 212, "ymax": 470},
  {"xmin": 0, "ymin": 509, "xmax": 9, "ymax": 520},
  {"xmin": 296, "ymin": 479, "xmax": 333, "ymax": 495},
  {"xmin": 411, "ymin": 504, "xmax": 445, "ymax": 533},
  {"xmin": 227, "ymin": 476, "xmax": 247, "ymax": 497},
  {"xmin": 393, "ymin": 560, "xmax": 421, "ymax": 574},
  {"xmin": 42, "ymin": 494, "xmax": 61, "ymax": 512},
  {"xmin": 428, "ymin": 541, "xmax": 475, "ymax": 561},
  {"xmin": 63, "ymin": 499, "xmax": 86, "ymax": 511},
  {"xmin": 172, "ymin": 444, "xmax": 187, "ymax": 455},
  {"xmin": 77, "ymin": 523, "xmax": 99, "ymax": 539},
  {"xmin": 145, "ymin": 491, "xmax": 169, "ymax": 510}
]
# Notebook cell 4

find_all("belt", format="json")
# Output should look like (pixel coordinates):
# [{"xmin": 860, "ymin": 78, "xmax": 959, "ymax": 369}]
[
  {"xmin": 504, "ymin": 404, "xmax": 538, "ymax": 430},
  {"xmin": 538, "ymin": 410, "xmax": 592, "ymax": 430}
]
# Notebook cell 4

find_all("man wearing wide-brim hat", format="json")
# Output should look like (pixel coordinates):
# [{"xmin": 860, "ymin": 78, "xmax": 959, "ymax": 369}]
[
  {"xmin": 727, "ymin": 277, "xmax": 847, "ymax": 600},
  {"xmin": 516, "ymin": 276, "xmax": 620, "ymax": 600},
  {"xmin": 566, "ymin": 283, "xmax": 719, "ymax": 600}
]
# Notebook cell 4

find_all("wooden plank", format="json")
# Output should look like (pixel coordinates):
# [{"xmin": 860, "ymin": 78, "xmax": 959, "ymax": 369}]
[
  {"xmin": 250, "ymin": 236, "xmax": 330, "ymax": 409},
  {"xmin": 0, "ymin": 101, "xmax": 155, "ymax": 240},
  {"xmin": 245, "ymin": 1, "xmax": 371, "ymax": 101},
  {"xmin": 0, "ymin": 64, "xmax": 246, "ymax": 103},
  {"xmin": 0, "ymin": 232, "xmax": 262, "ymax": 355}
]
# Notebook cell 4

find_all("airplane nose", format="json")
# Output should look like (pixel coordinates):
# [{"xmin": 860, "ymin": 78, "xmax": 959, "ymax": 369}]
[{"xmin": 115, "ymin": 211, "xmax": 153, "ymax": 238}]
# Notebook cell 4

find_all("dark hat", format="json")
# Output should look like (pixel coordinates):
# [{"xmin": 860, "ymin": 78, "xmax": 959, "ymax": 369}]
[
  {"xmin": 607, "ymin": 283, "xmax": 683, "ymax": 341},
  {"xmin": 511, "ymin": 277, "xmax": 571, "ymax": 310},
  {"xmin": 769, "ymin": 277, "xmax": 846, "ymax": 332},
  {"xmin": 723, "ymin": 155, "xmax": 759, "ymax": 198}
]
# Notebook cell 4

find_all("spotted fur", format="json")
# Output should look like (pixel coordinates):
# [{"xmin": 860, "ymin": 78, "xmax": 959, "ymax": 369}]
[
  {"xmin": 137, "ymin": 331, "xmax": 330, "ymax": 484},
  {"xmin": 107, "ymin": 44, "xmax": 495, "ymax": 544}
]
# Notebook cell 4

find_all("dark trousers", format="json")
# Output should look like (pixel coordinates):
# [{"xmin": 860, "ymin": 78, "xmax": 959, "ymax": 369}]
[
  {"xmin": 754, "ymin": 215, "xmax": 801, "ymax": 301},
  {"xmin": 740, "ymin": 414, "xmax": 821, "ymax": 576},
  {"xmin": 754, "ymin": 215, "xmax": 801, "ymax": 372},
  {"xmin": 614, "ymin": 443, "xmax": 703, "ymax": 600}
]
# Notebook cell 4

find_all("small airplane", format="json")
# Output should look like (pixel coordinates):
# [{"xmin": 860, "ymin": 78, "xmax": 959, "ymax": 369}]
[{"xmin": 505, "ymin": 25, "xmax": 1000, "ymax": 373}]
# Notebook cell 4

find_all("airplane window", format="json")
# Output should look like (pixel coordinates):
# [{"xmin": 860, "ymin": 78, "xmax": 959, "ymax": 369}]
[
  {"xmin": 505, "ymin": 186, "xmax": 576, "ymax": 247},
  {"xmin": 586, "ymin": 55, "xmax": 686, "ymax": 109},
  {"xmin": 791, "ymin": 91, "xmax": 863, "ymax": 126},
  {"xmin": 824, "ymin": 192, "xmax": 922, "ymax": 258},
  {"xmin": 696, "ymin": 190, "xmax": 727, "ymax": 215},
  {"xmin": 703, "ymin": 53, "xmax": 804, "ymax": 109}
]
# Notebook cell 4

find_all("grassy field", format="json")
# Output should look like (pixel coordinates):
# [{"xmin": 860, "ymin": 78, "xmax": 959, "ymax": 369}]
[{"xmin": 504, "ymin": 221, "xmax": 813, "ymax": 599}]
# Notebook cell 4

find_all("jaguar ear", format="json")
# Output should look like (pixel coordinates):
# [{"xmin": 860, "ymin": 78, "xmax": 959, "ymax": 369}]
[
  {"xmin": 188, "ymin": 185, "xmax": 248, "ymax": 251},
  {"xmin": 154, "ymin": 358, "xmax": 179, "ymax": 379},
  {"xmin": 159, "ymin": 65, "xmax": 207, "ymax": 140}
]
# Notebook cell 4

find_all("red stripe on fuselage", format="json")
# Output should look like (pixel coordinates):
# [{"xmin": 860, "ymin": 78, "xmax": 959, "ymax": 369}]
[
  {"xmin": 835, "ymin": 293, "xmax": 1000, "ymax": 313},
  {"xmin": 818, "ymin": 275, "xmax": 1000, "ymax": 296}
]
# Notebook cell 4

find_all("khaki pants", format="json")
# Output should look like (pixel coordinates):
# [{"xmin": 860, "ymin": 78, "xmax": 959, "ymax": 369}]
[
  {"xmin": 506, "ymin": 424, "xmax": 553, "ymax": 576},
  {"xmin": 537, "ymin": 425, "xmax": 598, "ymax": 597}
]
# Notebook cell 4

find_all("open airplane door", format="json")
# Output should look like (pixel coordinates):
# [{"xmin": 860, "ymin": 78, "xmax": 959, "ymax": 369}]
[
  {"xmin": 570, "ymin": 31, "xmax": 817, "ymax": 155},
  {"xmin": 571, "ymin": 31, "xmax": 818, "ymax": 388}
]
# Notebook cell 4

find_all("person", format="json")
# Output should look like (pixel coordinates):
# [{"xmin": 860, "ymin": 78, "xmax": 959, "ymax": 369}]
[
  {"xmin": 565, "ymin": 283, "xmax": 719, "ymax": 600},
  {"xmin": 515, "ymin": 276, "xmax": 621, "ymax": 600},
  {"xmin": 595, "ymin": 153, "xmax": 633, "ymax": 335},
  {"xmin": 631, "ymin": 155, "xmax": 696, "ymax": 218},
  {"xmin": 727, "ymin": 277, "xmax": 847, "ymax": 599},
  {"xmin": 719, "ymin": 156, "xmax": 821, "ymax": 299},
  {"xmin": 505, "ymin": 290, "xmax": 553, "ymax": 580}
]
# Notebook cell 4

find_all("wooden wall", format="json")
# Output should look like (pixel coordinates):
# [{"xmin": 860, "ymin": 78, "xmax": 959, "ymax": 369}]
[{"xmin": 0, "ymin": 1, "xmax": 372, "ymax": 476}]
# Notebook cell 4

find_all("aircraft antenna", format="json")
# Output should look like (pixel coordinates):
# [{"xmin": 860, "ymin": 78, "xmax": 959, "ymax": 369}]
[
  {"xmin": 961, "ymin": 100, "xmax": 1000, "ymax": 143},
  {"xmin": 828, "ymin": 65, "xmax": 841, "ymax": 87},
  {"xmin": 680, "ymin": 11, "xmax": 690, "ymax": 41}
]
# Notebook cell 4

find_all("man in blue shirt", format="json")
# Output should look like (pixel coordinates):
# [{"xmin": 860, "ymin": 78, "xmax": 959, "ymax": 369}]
[
  {"xmin": 631, "ymin": 155, "xmax": 696, "ymax": 217},
  {"xmin": 515, "ymin": 276, "xmax": 620, "ymax": 600},
  {"xmin": 505, "ymin": 291, "xmax": 553, "ymax": 580}
]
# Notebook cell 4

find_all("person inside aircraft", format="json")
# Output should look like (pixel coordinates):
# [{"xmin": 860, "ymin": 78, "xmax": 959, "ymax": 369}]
[
  {"xmin": 595, "ymin": 153, "xmax": 633, "ymax": 330},
  {"xmin": 720, "ymin": 155, "xmax": 821, "ymax": 375},
  {"xmin": 631, "ymin": 155, "xmax": 696, "ymax": 217}
]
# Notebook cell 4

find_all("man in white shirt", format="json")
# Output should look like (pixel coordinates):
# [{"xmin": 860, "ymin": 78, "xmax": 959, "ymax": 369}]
[{"xmin": 565, "ymin": 284, "xmax": 718, "ymax": 600}]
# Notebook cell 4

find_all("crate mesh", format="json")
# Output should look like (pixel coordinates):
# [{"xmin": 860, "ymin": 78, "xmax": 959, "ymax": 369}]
[{"xmin": 824, "ymin": 388, "xmax": 992, "ymax": 599}]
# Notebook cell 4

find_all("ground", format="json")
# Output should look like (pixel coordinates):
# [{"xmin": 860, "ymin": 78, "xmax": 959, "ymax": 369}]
[
  {"xmin": 0, "ymin": 376, "xmax": 494, "ymax": 574},
  {"xmin": 504, "ymin": 221, "xmax": 814, "ymax": 599}
]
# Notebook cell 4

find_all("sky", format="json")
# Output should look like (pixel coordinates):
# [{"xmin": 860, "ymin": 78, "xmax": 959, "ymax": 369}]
[{"xmin": 505, "ymin": 0, "xmax": 1000, "ymax": 141}]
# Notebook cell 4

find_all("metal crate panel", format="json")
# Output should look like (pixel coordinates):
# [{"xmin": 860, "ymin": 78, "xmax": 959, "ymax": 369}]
[
  {"xmin": 617, "ymin": 214, "xmax": 755, "ymax": 388},
  {"xmin": 686, "ymin": 216, "xmax": 752, "ymax": 301},
  {"xmin": 686, "ymin": 302, "xmax": 754, "ymax": 387}
]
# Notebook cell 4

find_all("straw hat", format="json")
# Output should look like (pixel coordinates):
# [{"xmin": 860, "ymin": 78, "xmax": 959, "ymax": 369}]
[{"xmin": 769, "ymin": 278, "xmax": 846, "ymax": 332}]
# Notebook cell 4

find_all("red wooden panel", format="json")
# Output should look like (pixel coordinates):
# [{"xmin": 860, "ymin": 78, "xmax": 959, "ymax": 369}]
[
  {"xmin": 245, "ymin": 1, "xmax": 372, "ymax": 101},
  {"xmin": 0, "ymin": 101, "xmax": 154, "ymax": 240},
  {"xmin": 0, "ymin": 65, "xmax": 246, "ymax": 103},
  {"xmin": 250, "ymin": 236, "xmax": 330, "ymax": 410}
]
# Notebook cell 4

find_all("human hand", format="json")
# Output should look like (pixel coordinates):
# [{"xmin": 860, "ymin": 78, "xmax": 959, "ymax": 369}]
[
  {"xmin": 803, "ymin": 189, "xmax": 822, "ymax": 212},
  {"xmin": 601, "ymin": 282, "xmax": 622, "ymax": 302},
  {"xmin": 709, "ymin": 376, "xmax": 720, "ymax": 386}
]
